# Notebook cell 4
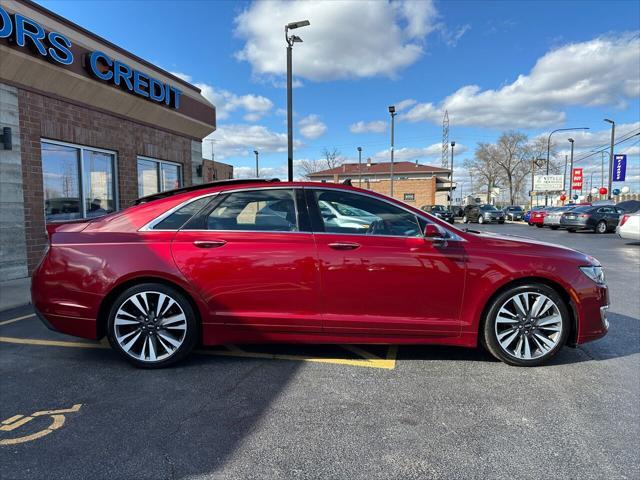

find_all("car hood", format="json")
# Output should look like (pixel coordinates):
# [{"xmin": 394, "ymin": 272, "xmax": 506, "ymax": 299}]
[{"xmin": 465, "ymin": 230, "xmax": 599, "ymax": 265}]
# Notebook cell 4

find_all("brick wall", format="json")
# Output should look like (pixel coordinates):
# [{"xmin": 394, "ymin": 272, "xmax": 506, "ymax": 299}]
[
  {"xmin": 19, "ymin": 88, "xmax": 194, "ymax": 273},
  {"xmin": 362, "ymin": 178, "xmax": 437, "ymax": 207}
]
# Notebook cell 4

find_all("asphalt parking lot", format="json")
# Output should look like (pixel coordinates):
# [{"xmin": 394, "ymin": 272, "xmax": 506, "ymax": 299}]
[{"xmin": 1, "ymin": 222, "xmax": 638, "ymax": 480}]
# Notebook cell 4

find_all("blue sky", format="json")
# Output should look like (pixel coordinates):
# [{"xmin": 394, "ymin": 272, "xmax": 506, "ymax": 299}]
[{"xmin": 39, "ymin": 0, "xmax": 640, "ymax": 194}]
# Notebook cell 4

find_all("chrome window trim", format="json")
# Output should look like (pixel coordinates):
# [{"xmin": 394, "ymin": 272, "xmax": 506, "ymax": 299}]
[
  {"xmin": 139, "ymin": 186, "xmax": 303, "ymax": 233},
  {"xmin": 139, "ymin": 185, "xmax": 466, "ymax": 241}
]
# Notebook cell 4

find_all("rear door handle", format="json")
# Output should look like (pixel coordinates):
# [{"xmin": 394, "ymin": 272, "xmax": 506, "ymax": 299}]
[
  {"xmin": 193, "ymin": 240, "xmax": 226, "ymax": 249},
  {"xmin": 328, "ymin": 241, "xmax": 360, "ymax": 250}
]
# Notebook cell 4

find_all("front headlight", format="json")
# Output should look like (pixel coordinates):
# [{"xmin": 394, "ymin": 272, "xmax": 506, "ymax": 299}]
[{"xmin": 580, "ymin": 266, "xmax": 606, "ymax": 285}]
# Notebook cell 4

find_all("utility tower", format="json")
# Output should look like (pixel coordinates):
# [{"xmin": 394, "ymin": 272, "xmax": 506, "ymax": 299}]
[{"xmin": 441, "ymin": 110, "xmax": 449, "ymax": 168}]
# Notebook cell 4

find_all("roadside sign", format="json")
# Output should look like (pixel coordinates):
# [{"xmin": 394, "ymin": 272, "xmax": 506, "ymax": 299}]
[
  {"xmin": 571, "ymin": 168, "xmax": 583, "ymax": 190},
  {"xmin": 534, "ymin": 175, "xmax": 563, "ymax": 191},
  {"xmin": 613, "ymin": 154, "xmax": 627, "ymax": 182}
]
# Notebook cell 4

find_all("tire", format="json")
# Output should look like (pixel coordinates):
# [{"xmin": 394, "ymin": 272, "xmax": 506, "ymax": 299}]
[
  {"xmin": 478, "ymin": 216, "xmax": 484, "ymax": 224},
  {"xmin": 462, "ymin": 215, "xmax": 468, "ymax": 223},
  {"xmin": 107, "ymin": 283, "xmax": 198, "ymax": 368},
  {"xmin": 498, "ymin": 220, "xmax": 505, "ymax": 224},
  {"xmin": 536, "ymin": 224, "xmax": 543, "ymax": 228},
  {"xmin": 568, "ymin": 229, "xmax": 576, "ymax": 233},
  {"xmin": 596, "ymin": 221, "xmax": 607, "ymax": 234},
  {"xmin": 550, "ymin": 226, "xmax": 559, "ymax": 230},
  {"xmin": 481, "ymin": 283, "xmax": 569, "ymax": 367}
]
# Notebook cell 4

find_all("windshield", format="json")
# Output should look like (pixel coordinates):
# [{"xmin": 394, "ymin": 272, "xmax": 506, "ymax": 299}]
[
  {"xmin": 480, "ymin": 205, "xmax": 498, "ymax": 211},
  {"xmin": 507, "ymin": 206, "xmax": 523, "ymax": 211},
  {"xmin": 568, "ymin": 206, "xmax": 594, "ymax": 213},
  {"xmin": 431, "ymin": 205, "xmax": 447, "ymax": 212}
]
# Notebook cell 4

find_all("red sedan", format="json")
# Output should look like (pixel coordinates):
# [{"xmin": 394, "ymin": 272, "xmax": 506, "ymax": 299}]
[
  {"xmin": 529, "ymin": 207, "xmax": 550, "ymax": 227},
  {"xmin": 32, "ymin": 179, "xmax": 609, "ymax": 368}
]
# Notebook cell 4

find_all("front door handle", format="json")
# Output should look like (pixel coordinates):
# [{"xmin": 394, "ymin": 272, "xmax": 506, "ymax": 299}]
[
  {"xmin": 193, "ymin": 240, "xmax": 226, "ymax": 249},
  {"xmin": 328, "ymin": 241, "xmax": 360, "ymax": 250}
]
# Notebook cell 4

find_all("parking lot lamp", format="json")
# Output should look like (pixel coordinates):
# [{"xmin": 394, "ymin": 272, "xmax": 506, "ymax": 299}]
[
  {"xmin": 388, "ymin": 105, "xmax": 396, "ymax": 197},
  {"xmin": 545, "ymin": 127, "xmax": 589, "ymax": 205},
  {"xmin": 254, "ymin": 150, "xmax": 259, "ymax": 178},
  {"xmin": 604, "ymin": 118, "xmax": 615, "ymax": 200},
  {"xmin": 568, "ymin": 138, "xmax": 575, "ymax": 195},
  {"xmin": 449, "ymin": 141, "xmax": 455, "ymax": 209},
  {"xmin": 357, "ymin": 147, "xmax": 363, "ymax": 187},
  {"xmin": 285, "ymin": 20, "xmax": 310, "ymax": 181}
]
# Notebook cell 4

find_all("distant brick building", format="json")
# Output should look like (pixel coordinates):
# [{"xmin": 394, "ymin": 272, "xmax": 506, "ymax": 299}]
[{"xmin": 307, "ymin": 160, "xmax": 454, "ymax": 207}]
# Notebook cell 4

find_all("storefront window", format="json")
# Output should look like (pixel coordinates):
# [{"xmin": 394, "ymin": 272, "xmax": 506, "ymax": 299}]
[
  {"xmin": 41, "ymin": 141, "xmax": 117, "ymax": 222},
  {"xmin": 137, "ymin": 157, "xmax": 182, "ymax": 197}
]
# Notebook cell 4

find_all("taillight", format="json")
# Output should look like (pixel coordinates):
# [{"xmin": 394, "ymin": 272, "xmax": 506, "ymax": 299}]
[
  {"xmin": 579, "ymin": 214, "xmax": 590, "ymax": 219},
  {"xmin": 620, "ymin": 214, "xmax": 630, "ymax": 226}
]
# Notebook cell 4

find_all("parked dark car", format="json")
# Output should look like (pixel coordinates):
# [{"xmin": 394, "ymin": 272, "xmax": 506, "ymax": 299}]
[
  {"xmin": 463, "ymin": 204, "xmax": 505, "ymax": 224},
  {"xmin": 421, "ymin": 205, "xmax": 455, "ymax": 223},
  {"xmin": 560, "ymin": 205, "xmax": 624, "ymax": 233},
  {"xmin": 503, "ymin": 205, "xmax": 524, "ymax": 221},
  {"xmin": 449, "ymin": 205, "xmax": 464, "ymax": 217}
]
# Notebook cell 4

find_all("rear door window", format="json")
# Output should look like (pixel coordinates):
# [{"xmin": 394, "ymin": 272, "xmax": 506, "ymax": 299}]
[
  {"xmin": 202, "ymin": 189, "xmax": 299, "ymax": 232},
  {"xmin": 153, "ymin": 197, "xmax": 212, "ymax": 230}
]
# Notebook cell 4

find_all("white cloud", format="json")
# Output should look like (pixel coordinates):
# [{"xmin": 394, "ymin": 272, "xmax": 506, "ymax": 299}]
[
  {"xmin": 372, "ymin": 143, "xmax": 468, "ymax": 162},
  {"xmin": 204, "ymin": 124, "xmax": 302, "ymax": 159},
  {"xmin": 540, "ymin": 122, "xmax": 640, "ymax": 150},
  {"xmin": 395, "ymin": 99, "xmax": 417, "ymax": 111},
  {"xmin": 298, "ymin": 115, "xmax": 327, "ymax": 139},
  {"xmin": 171, "ymin": 71, "xmax": 274, "ymax": 121},
  {"xmin": 350, "ymin": 120, "xmax": 387, "ymax": 134},
  {"xmin": 400, "ymin": 34, "xmax": 640, "ymax": 129},
  {"xmin": 233, "ymin": 0, "xmax": 438, "ymax": 81}
]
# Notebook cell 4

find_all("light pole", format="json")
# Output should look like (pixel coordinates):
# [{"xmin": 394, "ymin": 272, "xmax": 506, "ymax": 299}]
[
  {"xmin": 601, "ymin": 150, "xmax": 606, "ymax": 192},
  {"xmin": 545, "ymin": 127, "xmax": 589, "ymax": 205},
  {"xmin": 604, "ymin": 118, "xmax": 615, "ymax": 199},
  {"xmin": 285, "ymin": 20, "xmax": 310, "ymax": 182},
  {"xmin": 388, "ymin": 105, "xmax": 397, "ymax": 197},
  {"xmin": 357, "ymin": 147, "xmax": 362, "ymax": 188},
  {"xmin": 449, "ymin": 141, "xmax": 455, "ymax": 209},
  {"xmin": 568, "ymin": 138, "xmax": 575, "ymax": 196},
  {"xmin": 562, "ymin": 154, "xmax": 568, "ymax": 192},
  {"xmin": 253, "ymin": 150, "xmax": 259, "ymax": 178}
]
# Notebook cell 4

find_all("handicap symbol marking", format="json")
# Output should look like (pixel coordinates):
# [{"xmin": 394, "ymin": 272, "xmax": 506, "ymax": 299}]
[{"xmin": 0, "ymin": 404, "xmax": 82, "ymax": 446}]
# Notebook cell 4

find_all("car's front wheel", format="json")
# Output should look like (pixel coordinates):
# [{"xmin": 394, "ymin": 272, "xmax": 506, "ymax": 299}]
[
  {"xmin": 462, "ymin": 215, "xmax": 468, "ymax": 223},
  {"xmin": 595, "ymin": 220, "xmax": 607, "ymax": 234},
  {"xmin": 482, "ymin": 284, "xmax": 569, "ymax": 366},
  {"xmin": 107, "ymin": 283, "xmax": 198, "ymax": 368},
  {"xmin": 478, "ymin": 216, "xmax": 484, "ymax": 224}
]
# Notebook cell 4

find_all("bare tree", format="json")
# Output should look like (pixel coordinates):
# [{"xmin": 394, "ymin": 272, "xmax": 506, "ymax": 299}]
[
  {"xmin": 494, "ymin": 131, "xmax": 530, "ymax": 205},
  {"xmin": 322, "ymin": 147, "xmax": 342, "ymax": 170},
  {"xmin": 298, "ymin": 147, "xmax": 343, "ymax": 179},
  {"xmin": 465, "ymin": 143, "xmax": 502, "ymax": 203}
]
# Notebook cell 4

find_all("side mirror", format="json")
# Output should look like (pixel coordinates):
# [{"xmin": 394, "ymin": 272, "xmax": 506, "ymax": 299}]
[{"xmin": 423, "ymin": 224, "xmax": 447, "ymax": 243}]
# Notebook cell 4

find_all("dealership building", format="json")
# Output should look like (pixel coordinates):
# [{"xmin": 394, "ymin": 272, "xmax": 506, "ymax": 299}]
[{"xmin": 0, "ymin": 0, "xmax": 229, "ymax": 286}]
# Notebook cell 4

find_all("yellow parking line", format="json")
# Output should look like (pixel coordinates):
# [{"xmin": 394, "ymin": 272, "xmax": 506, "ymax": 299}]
[
  {"xmin": 0, "ymin": 336, "xmax": 107, "ymax": 349},
  {"xmin": 0, "ymin": 335, "xmax": 397, "ymax": 369},
  {"xmin": 0, "ymin": 314, "xmax": 35, "ymax": 327}
]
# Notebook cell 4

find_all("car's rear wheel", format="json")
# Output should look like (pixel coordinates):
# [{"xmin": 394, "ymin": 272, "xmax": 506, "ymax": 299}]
[
  {"xmin": 462, "ymin": 215, "xmax": 468, "ymax": 223},
  {"xmin": 482, "ymin": 284, "xmax": 569, "ymax": 366},
  {"xmin": 596, "ymin": 220, "xmax": 607, "ymax": 234},
  {"xmin": 568, "ymin": 229, "xmax": 576, "ymax": 233},
  {"xmin": 536, "ymin": 224, "xmax": 543, "ymax": 228},
  {"xmin": 550, "ymin": 226, "xmax": 559, "ymax": 230},
  {"xmin": 107, "ymin": 283, "xmax": 198, "ymax": 368}
]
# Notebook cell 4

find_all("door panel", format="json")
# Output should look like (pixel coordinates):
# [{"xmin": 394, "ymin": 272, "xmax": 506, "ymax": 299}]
[
  {"xmin": 307, "ymin": 188, "xmax": 465, "ymax": 336},
  {"xmin": 172, "ymin": 231, "xmax": 321, "ymax": 331},
  {"xmin": 171, "ymin": 188, "xmax": 321, "ymax": 332},
  {"xmin": 316, "ymin": 234, "xmax": 465, "ymax": 335}
]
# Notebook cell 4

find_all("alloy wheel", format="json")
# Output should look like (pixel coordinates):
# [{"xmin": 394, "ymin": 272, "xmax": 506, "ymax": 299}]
[
  {"xmin": 596, "ymin": 221, "xmax": 607, "ymax": 234},
  {"xmin": 494, "ymin": 291, "xmax": 563, "ymax": 360},
  {"xmin": 114, "ymin": 291, "xmax": 187, "ymax": 362}
]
